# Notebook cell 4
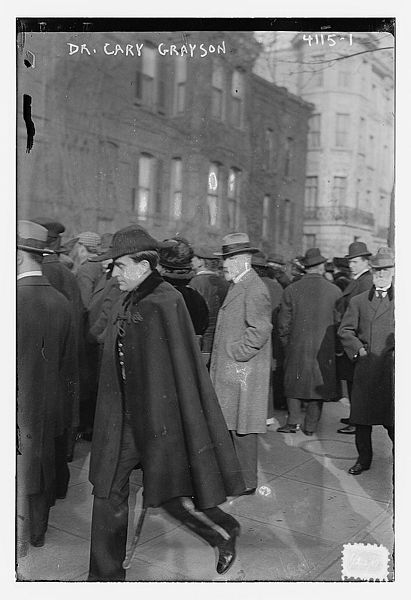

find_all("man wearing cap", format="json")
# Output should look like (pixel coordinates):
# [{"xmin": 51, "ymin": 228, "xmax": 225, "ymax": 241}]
[
  {"xmin": 88, "ymin": 225, "xmax": 245, "ymax": 581},
  {"xmin": 190, "ymin": 246, "xmax": 229, "ymax": 357},
  {"xmin": 336, "ymin": 242, "xmax": 374, "ymax": 434},
  {"xmin": 277, "ymin": 248, "xmax": 342, "ymax": 435},
  {"xmin": 74, "ymin": 231, "xmax": 103, "ymax": 307},
  {"xmin": 338, "ymin": 248, "xmax": 394, "ymax": 475},
  {"xmin": 210, "ymin": 233, "xmax": 272, "ymax": 493},
  {"xmin": 17, "ymin": 221, "xmax": 77, "ymax": 553}
]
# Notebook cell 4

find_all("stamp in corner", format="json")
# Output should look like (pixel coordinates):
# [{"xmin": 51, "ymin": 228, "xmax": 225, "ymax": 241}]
[{"xmin": 342, "ymin": 543, "xmax": 391, "ymax": 581}]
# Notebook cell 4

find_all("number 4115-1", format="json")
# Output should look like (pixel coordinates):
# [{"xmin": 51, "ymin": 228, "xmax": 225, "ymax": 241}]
[{"xmin": 303, "ymin": 33, "xmax": 353, "ymax": 47}]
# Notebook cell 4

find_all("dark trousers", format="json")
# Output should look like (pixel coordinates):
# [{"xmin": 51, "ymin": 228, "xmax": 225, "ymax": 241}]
[
  {"xmin": 355, "ymin": 424, "xmax": 394, "ymax": 468},
  {"xmin": 287, "ymin": 398, "xmax": 323, "ymax": 432},
  {"xmin": 230, "ymin": 430, "xmax": 258, "ymax": 490},
  {"xmin": 55, "ymin": 430, "xmax": 70, "ymax": 499},
  {"xmin": 88, "ymin": 418, "xmax": 239, "ymax": 582}
]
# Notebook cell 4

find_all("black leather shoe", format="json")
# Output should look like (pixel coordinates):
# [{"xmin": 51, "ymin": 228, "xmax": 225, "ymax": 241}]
[
  {"xmin": 241, "ymin": 487, "xmax": 256, "ymax": 496},
  {"xmin": 216, "ymin": 527, "xmax": 240, "ymax": 575},
  {"xmin": 277, "ymin": 424, "xmax": 301, "ymax": 433},
  {"xmin": 337, "ymin": 425, "xmax": 356, "ymax": 434},
  {"xmin": 302, "ymin": 429, "xmax": 314, "ymax": 436},
  {"xmin": 340, "ymin": 417, "xmax": 350, "ymax": 425},
  {"xmin": 348, "ymin": 462, "xmax": 370, "ymax": 475}
]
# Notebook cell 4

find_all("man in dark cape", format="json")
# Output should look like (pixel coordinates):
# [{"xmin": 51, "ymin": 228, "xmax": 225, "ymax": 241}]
[{"xmin": 88, "ymin": 225, "xmax": 245, "ymax": 581}]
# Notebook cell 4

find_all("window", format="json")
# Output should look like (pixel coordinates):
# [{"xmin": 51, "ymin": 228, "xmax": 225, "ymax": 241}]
[
  {"xmin": 338, "ymin": 65, "xmax": 351, "ymax": 88},
  {"xmin": 170, "ymin": 158, "xmax": 183, "ymax": 220},
  {"xmin": 283, "ymin": 199, "xmax": 293, "ymax": 244},
  {"xmin": 358, "ymin": 116, "xmax": 366, "ymax": 155},
  {"xmin": 308, "ymin": 114, "xmax": 321, "ymax": 149},
  {"xmin": 264, "ymin": 128, "xmax": 276, "ymax": 171},
  {"xmin": 132, "ymin": 153, "xmax": 153, "ymax": 219},
  {"xmin": 304, "ymin": 233, "xmax": 316, "ymax": 252},
  {"xmin": 174, "ymin": 57, "xmax": 187, "ymax": 114},
  {"xmin": 211, "ymin": 62, "xmax": 225, "ymax": 120},
  {"xmin": 135, "ymin": 44, "xmax": 157, "ymax": 109},
  {"xmin": 154, "ymin": 159, "xmax": 164, "ymax": 214},
  {"xmin": 311, "ymin": 55, "xmax": 324, "ymax": 87},
  {"xmin": 304, "ymin": 176, "xmax": 318, "ymax": 209},
  {"xmin": 227, "ymin": 168, "xmax": 241, "ymax": 230},
  {"xmin": 262, "ymin": 195, "xmax": 270, "ymax": 239},
  {"xmin": 284, "ymin": 137, "xmax": 294, "ymax": 177},
  {"xmin": 231, "ymin": 69, "xmax": 244, "ymax": 128},
  {"xmin": 335, "ymin": 113, "xmax": 350, "ymax": 147},
  {"xmin": 207, "ymin": 163, "xmax": 221, "ymax": 227},
  {"xmin": 332, "ymin": 176, "xmax": 347, "ymax": 205}
]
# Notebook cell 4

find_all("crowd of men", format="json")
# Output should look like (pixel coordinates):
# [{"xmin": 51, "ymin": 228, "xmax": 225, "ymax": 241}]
[{"xmin": 17, "ymin": 218, "xmax": 394, "ymax": 580}]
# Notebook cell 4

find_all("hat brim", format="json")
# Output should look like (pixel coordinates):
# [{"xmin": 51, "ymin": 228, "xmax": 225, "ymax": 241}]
[
  {"xmin": 303, "ymin": 256, "xmax": 327, "ymax": 267},
  {"xmin": 214, "ymin": 247, "xmax": 260, "ymax": 258},
  {"xmin": 345, "ymin": 251, "xmax": 372, "ymax": 259},
  {"xmin": 370, "ymin": 261, "xmax": 394, "ymax": 269},
  {"xmin": 17, "ymin": 244, "xmax": 55, "ymax": 255}
]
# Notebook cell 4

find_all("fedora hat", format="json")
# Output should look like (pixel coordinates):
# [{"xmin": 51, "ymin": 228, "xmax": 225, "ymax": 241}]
[
  {"xmin": 267, "ymin": 253, "xmax": 286, "ymax": 266},
  {"xmin": 302, "ymin": 248, "xmax": 327, "ymax": 268},
  {"xmin": 91, "ymin": 225, "xmax": 173, "ymax": 262},
  {"xmin": 370, "ymin": 247, "xmax": 394, "ymax": 269},
  {"xmin": 17, "ymin": 220, "xmax": 55, "ymax": 255},
  {"xmin": 214, "ymin": 233, "xmax": 259, "ymax": 258},
  {"xmin": 345, "ymin": 241, "xmax": 372, "ymax": 260},
  {"xmin": 251, "ymin": 250, "xmax": 268, "ymax": 267}
]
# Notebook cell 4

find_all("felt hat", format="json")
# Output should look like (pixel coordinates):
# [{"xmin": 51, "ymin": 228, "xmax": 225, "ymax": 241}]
[
  {"xmin": 302, "ymin": 248, "xmax": 327, "ymax": 268},
  {"xmin": 214, "ymin": 233, "xmax": 259, "ymax": 258},
  {"xmin": 193, "ymin": 245, "xmax": 219, "ymax": 260},
  {"xmin": 17, "ymin": 220, "xmax": 55, "ymax": 255},
  {"xmin": 77, "ymin": 231, "xmax": 101, "ymax": 253},
  {"xmin": 345, "ymin": 241, "xmax": 372, "ymax": 260},
  {"xmin": 267, "ymin": 253, "xmax": 286, "ymax": 266},
  {"xmin": 159, "ymin": 237, "xmax": 194, "ymax": 271},
  {"xmin": 370, "ymin": 247, "xmax": 394, "ymax": 269},
  {"xmin": 92, "ymin": 225, "xmax": 173, "ymax": 262},
  {"xmin": 251, "ymin": 250, "xmax": 268, "ymax": 267}
]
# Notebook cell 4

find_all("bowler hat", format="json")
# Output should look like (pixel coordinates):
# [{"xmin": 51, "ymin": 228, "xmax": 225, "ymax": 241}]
[
  {"xmin": 345, "ymin": 241, "xmax": 372, "ymax": 260},
  {"xmin": 302, "ymin": 248, "xmax": 327, "ymax": 268},
  {"xmin": 267, "ymin": 253, "xmax": 286, "ymax": 266},
  {"xmin": 92, "ymin": 225, "xmax": 173, "ymax": 262},
  {"xmin": 193, "ymin": 245, "xmax": 219, "ymax": 260},
  {"xmin": 214, "ymin": 233, "xmax": 259, "ymax": 258},
  {"xmin": 251, "ymin": 251, "xmax": 268, "ymax": 267},
  {"xmin": 370, "ymin": 247, "xmax": 394, "ymax": 269},
  {"xmin": 17, "ymin": 220, "xmax": 55, "ymax": 255}
]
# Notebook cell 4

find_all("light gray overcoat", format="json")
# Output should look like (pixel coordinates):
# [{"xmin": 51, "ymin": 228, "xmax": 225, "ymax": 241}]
[{"xmin": 210, "ymin": 269, "xmax": 272, "ymax": 434}]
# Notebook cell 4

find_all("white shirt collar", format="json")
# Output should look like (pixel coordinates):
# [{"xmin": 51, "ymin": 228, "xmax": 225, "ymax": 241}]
[
  {"xmin": 233, "ymin": 267, "xmax": 251, "ymax": 284},
  {"xmin": 17, "ymin": 271, "xmax": 42, "ymax": 280},
  {"xmin": 353, "ymin": 267, "xmax": 370, "ymax": 280}
]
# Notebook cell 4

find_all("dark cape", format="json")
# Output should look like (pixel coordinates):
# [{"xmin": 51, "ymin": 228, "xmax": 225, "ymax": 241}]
[{"xmin": 89, "ymin": 271, "xmax": 245, "ymax": 509}]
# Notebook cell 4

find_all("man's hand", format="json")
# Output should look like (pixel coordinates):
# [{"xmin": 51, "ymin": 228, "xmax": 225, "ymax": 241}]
[{"xmin": 358, "ymin": 347, "xmax": 367, "ymax": 357}]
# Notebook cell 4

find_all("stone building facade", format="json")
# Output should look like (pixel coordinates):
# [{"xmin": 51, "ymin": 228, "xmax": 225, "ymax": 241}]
[
  {"xmin": 17, "ymin": 30, "xmax": 312, "ymax": 257},
  {"xmin": 254, "ymin": 31, "xmax": 394, "ymax": 257}
]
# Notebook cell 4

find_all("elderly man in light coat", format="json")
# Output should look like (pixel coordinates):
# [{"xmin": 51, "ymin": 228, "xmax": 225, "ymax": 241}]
[{"xmin": 210, "ymin": 233, "xmax": 272, "ymax": 494}]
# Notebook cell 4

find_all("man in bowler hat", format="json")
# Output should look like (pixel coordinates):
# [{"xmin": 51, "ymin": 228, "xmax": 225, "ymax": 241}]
[
  {"xmin": 338, "ymin": 248, "xmax": 394, "ymax": 475},
  {"xmin": 336, "ymin": 241, "xmax": 374, "ymax": 434},
  {"xmin": 87, "ymin": 225, "xmax": 245, "ymax": 581},
  {"xmin": 277, "ymin": 248, "xmax": 342, "ymax": 435},
  {"xmin": 210, "ymin": 233, "xmax": 272, "ymax": 494}
]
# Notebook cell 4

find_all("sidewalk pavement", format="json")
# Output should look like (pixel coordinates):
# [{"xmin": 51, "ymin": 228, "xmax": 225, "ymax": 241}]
[{"xmin": 16, "ymin": 400, "xmax": 394, "ymax": 582}]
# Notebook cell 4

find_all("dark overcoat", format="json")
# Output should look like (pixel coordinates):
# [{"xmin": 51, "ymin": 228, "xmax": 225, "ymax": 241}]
[
  {"xmin": 338, "ymin": 287, "xmax": 394, "ymax": 426},
  {"xmin": 89, "ymin": 271, "xmax": 245, "ymax": 509},
  {"xmin": 17, "ymin": 276, "xmax": 76, "ymax": 498},
  {"xmin": 209, "ymin": 269, "xmax": 272, "ymax": 434},
  {"xmin": 190, "ymin": 272, "xmax": 229, "ymax": 352},
  {"xmin": 336, "ymin": 270, "xmax": 374, "ymax": 381},
  {"xmin": 278, "ymin": 273, "xmax": 342, "ymax": 400}
]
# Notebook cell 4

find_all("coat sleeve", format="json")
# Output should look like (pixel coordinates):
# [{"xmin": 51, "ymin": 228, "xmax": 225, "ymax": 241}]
[
  {"xmin": 337, "ymin": 297, "xmax": 364, "ymax": 360},
  {"xmin": 277, "ymin": 287, "xmax": 292, "ymax": 347},
  {"xmin": 228, "ymin": 285, "xmax": 272, "ymax": 362}
]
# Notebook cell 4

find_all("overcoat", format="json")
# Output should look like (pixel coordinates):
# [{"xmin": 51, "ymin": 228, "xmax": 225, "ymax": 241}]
[
  {"xmin": 338, "ymin": 287, "xmax": 394, "ymax": 426},
  {"xmin": 190, "ymin": 272, "xmax": 229, "ymax": 352},
  {"xmin": 17, "ymin": 276, "xmax": 76, "ymax": 498},
  {"xmin": 89, "ymin": 271, "xmax": 245, "ymax": 508},
  {"xmin": 336, "ymin": 270, "xmax": 374, "ymax": 381},
  {"xmin": 209, "ymin": 269, "xmax": 272, "ymax": 434},
  {"xmin": 278, "ymin": 273, "xmax": 342, "ymax": 400}
]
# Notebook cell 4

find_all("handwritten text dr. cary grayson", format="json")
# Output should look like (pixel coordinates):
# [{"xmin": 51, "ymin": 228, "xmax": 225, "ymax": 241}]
[{"xmin": 67, "ymin": 41, "xmax": 227, "ymax": 58}]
